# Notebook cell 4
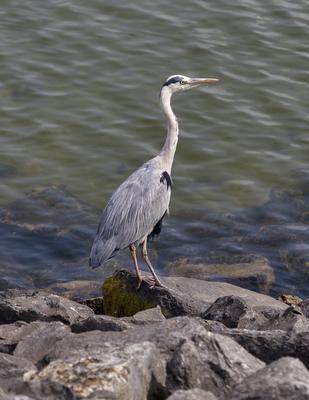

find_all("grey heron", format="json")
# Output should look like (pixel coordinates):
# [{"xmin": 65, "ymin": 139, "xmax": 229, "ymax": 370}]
[{"xmin": 89, "ymin": 74, "xmax": 219, "ymax": 287}]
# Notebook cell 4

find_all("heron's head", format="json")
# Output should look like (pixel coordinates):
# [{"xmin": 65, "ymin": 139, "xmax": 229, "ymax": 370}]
[{"xmin": 162, "ymin": 74, "xmax": 219, "ymax": 94}]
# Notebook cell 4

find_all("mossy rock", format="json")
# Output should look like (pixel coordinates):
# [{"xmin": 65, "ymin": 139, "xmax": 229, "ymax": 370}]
[{"xmin": 102, "ymin": 273, "xmax": 155, "ymax": 317}]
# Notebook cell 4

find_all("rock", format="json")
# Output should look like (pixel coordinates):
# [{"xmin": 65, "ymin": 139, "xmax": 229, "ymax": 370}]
[
  {"xmin": 225, "ymin": 357, "xmax": 309, "ymax": 400},
  {"xmin": 0, "ymin": 321, "xmax": 29, "ymax": 354},
  {"xmin": 131, "ymin": 306, "xmax": 166, "ymax": 325},
  {"xmin": 204, "ymin": 299, "xmax": 309, "ymax": 332},
  {"xmin": 44, "ymin": 316, "xmax": 208, "ymax": 365},
  {"xmin": 0, "ymin": 353, "xmax": 36, "ymax": 394},
  {"xmin": 166, "ymin": 331, "xmax": 264, "ymax": 396},
  {"xmin": 0, "ymin": 289, "xmax": 94, "ymax": 325},
  {"xmin": 71, "ymin": 315, "xmax": 130, "ymax": 333},
  {"xmin": 102, "ymin": 270, "xmax": 287, "ymax": 318},
  {"xmin": 15, "ymin": 380, "xmax": 75, "ymax": 400},
  {"xmin": 261, "ymin": 305, "xmax": 309, "ymax": 333},
  {"xmin": 301, "ymin": 298, "xmax": 309, "ymax": 318},
  {"xmin": 25, "ymin": 341, "xmax": 166, "ymax": 400},
  {"xmin": 202, "ymin": 295, "xmax": 267, "ymax": 329},
  {"xmin": 0, "ymin": 321, "xmax": 70, "ymax": 358},
  {"xmin": 78, "ymin": 297, "xmax": 104, "ymax": 314},
  {"xmin": 167, "ymin": 388, "xmax": 217, "ymax": 400},
  {"xmin": 220, "ymin": 328, "xmax": 309, "ymax": 369},
  {"xmin": 278, "ymin": 294, "xmax": 303, "ymax": 306},
  {"xmin": 167, "ymin": 254, "xmax": 274, "ymax": 294},
  {"xmin": 13, "ymin": 321, "xmax": 71, "ymax": 364}
]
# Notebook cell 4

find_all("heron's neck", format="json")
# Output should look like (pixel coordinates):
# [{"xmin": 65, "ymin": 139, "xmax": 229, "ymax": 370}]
[{"xmin": 159, "ymin": 87, "xmax": 178, "ymax": 172}]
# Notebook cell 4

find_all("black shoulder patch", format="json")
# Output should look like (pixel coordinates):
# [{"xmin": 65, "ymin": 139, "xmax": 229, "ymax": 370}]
[{"xmin": 160, "ymin": 171, "xmax": 172, "ymax": 189}]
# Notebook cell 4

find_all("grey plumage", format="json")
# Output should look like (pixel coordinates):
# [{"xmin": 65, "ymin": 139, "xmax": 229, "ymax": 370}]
[
  {"xmin": 90, "ymin": 157, "xmax": 171, "ymax": 267},
  {"xmin": 89, "ymin": 74, "xmax": 219, "ymax": 287}
]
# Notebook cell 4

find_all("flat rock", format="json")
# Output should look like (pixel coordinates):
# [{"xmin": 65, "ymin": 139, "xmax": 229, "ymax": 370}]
[
  {"xmin": 167, "ymin": 388, "xmax": 217, "ymax": 400},
  {"xmin": 167, "ymin": 331, "xmax": 264, "ymax": 396},
  {"xmin": 71, "ymin": 314, "xmax": 130, "ymax": 333},
  {"xmin": 131, "ymin": 306, "xmax": 166, "ymax": 325},
  {"xmin": 225, "ymin": 357, "xmax": 309, "ymax": 400},
  {"xmin": 0, "ymin": 289, "xmax": 94, "ymax": 325},
  {"xmin": 26, "ymin": 341, "xmax": 166, "ymax": 400},
  {"xmin": 167, "ymin": 254, "xmax": 274, "ymax": 294},
  {"xmin": 102, "ymin": 270, "xmax": 287, "ymax": 318}
]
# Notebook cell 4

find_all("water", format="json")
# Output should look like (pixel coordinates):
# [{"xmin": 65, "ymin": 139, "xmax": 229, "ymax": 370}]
[{"xmin": 0, "ymin": 0, "xmax": 308, "ymax": 296}]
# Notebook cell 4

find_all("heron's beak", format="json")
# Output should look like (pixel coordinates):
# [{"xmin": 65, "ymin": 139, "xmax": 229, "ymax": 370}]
[{"xmin": 185, "ymin": 77, "xmax": 219, "ymax": 86}]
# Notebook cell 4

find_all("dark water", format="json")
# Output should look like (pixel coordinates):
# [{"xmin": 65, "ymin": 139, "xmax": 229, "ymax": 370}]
[{"xmin": 0, "ymin": 1, "xmax": 308, "ymax": 297}]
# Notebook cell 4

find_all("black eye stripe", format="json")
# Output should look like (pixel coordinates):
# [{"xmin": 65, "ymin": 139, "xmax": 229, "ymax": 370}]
[{"xmin": 163, "ymin": 76, "xmax": 183, "ymax": 87}]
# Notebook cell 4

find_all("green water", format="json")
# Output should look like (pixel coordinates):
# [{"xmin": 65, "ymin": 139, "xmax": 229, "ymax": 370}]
[{"xmin": 0, "ymin": 0, "xmax": 308, "ymax": 295}]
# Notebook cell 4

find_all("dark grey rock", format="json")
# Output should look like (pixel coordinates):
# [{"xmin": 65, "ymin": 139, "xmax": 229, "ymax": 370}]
[
  {"xmin": 0, "ymin": 289, "xmax": 94, "ymax": 325},
  {"xmin": 237, "ymin": 308, "xmax": 268, "ymax": 329},
  {"xmin": 167, "ymin": 388, "xmax": 217, "ymax": 400},
  {"xmin": 301, "ymin": 298, "xmax": 309, "ymax": 318},
  {"xmin": 0, "ymin": 321, "xmax": 30, "ymax": 354},
  {"xmin": 226, "ymin": 357, "xmax": 309, "ymax": 400},
  {"xmin": 71, "ymin": 314, "xmax": 130, "ymax": 333},
  {"xmin": 202, "ymin": 295, "xmax": 263, "ymax": 328},
  {"xmin": 25, "ymin": 341, "xmax": 166, "ymax": 400},
  {"xmin": 167, "ymin": 331, "xmax": 264, "ymax": 396},
  {"xmin": 44, "ymin": 316, "xmax": 210, "ymax": 365},
  {"xmin": 131, "ymin": 306, "xmax": 166, "ymax": 325},
  {"xmin": 221, "ymin": 328, "xmax": 309, "ymax": 369},
  {"xmin": 13, "ymin": 321, "xmax": 71, "ymax": 364},
  {"xmin": 261, "ymin": 305, "xmax": 309, "ymax": 333},
  {"xmin": 0, "ymin": 353, "xmax": 36, "ymax": 394}
]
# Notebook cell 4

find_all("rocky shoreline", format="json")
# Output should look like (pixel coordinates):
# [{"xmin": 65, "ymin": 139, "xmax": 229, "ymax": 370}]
[{"xmin": 0, "ymin": 270, "xmax": 309, "ymax": 400}]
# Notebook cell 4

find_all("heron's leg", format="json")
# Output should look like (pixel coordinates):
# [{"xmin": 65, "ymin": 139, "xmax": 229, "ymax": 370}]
[
  {"xmin": 141, "ymin": 238, "xmax": 166, "ymax": 288},
  {"xmin": 129, "ymin": 244, "xmax": 143, "ymax": 288}
]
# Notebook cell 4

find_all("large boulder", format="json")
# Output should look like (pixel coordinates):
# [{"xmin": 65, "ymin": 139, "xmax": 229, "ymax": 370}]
[
  {"xmin": 0, "ymin": 289, "xmax": 94, "ymax": 325},
  {"xmin": 167, "ymin": 331, "xmax": 264, "ymax": 396},
  {"xmin": 102, "ymin": 270, "xmax": 287, "ymax": 318},
  {"xmin": 25, "ymin": 341, "xmax": 166, "ymax": 400},
  {"xmin": 42, "ymin": 316, "xmax": 263, "ymax": 398},
  {"xmin": 225, "ymin": 357, "xmax": 309, "ymax": 400}
]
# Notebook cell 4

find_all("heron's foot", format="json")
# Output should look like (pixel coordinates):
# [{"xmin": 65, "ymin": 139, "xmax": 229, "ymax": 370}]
[{"xmin": 146, "ymin": 276, "xmax": 167, "ymax": 290}]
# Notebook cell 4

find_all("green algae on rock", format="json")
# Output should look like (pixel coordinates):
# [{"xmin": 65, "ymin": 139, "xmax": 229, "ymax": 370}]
[{"xmin": 102, "ymin": 273, "xmax": 155, "ymax": 317}]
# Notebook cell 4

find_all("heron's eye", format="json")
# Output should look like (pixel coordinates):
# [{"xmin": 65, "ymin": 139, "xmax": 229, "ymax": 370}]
[{"xmin": 180, "ymin": 80, "xmax": 185, "ymax": 85}]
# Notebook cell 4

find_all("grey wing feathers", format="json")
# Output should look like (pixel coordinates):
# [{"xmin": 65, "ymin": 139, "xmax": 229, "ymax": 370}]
[{"xmin": 89, "ymin": 159, "xmax": 171, "ymax": 267}]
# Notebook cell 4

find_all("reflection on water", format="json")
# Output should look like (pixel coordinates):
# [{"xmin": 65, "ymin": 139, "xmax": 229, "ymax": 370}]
[{"xmin": 0, "ymin": 0, "xmax": 308, "ymax": 296}]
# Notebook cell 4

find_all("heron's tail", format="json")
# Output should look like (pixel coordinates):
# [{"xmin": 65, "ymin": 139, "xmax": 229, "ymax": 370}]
[{"xmin": 89, "ymin": 236, "xmax": 116, "ymax": 268}]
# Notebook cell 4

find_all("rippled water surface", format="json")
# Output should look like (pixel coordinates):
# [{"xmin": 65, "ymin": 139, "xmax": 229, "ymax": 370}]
[{"xmin": 0, "ymin": 0, "xmax": 308, "ymax": 296}]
